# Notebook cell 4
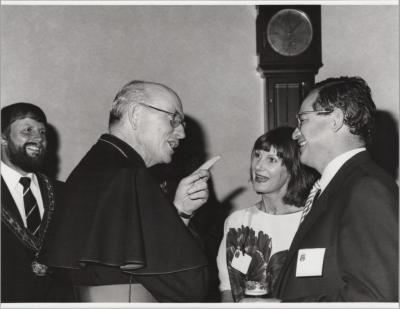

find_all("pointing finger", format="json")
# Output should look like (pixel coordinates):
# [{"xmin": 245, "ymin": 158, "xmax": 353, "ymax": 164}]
[{"xmin": 197, "ymin": 155, "xmax": 221, "ymax": 171}]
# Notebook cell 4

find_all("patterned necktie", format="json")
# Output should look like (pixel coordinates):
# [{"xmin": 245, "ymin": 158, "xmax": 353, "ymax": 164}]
[
  {"xmin": 19, "ymin": 177, "xmax": 41, "ymax": 235},
  {"xmin": 300, "ymin": 180, "xmax": 321, "ymax": 223}
]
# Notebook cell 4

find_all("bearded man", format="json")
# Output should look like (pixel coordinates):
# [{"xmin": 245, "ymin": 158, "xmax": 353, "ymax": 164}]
[{"xmin": 1, "ymin": 102, "xmax": 74, "ymax": 302}]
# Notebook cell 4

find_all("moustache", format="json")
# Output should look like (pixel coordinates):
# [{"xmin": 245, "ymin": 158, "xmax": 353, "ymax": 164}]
[{"xmin": 24, "ymin": 142, "xmax": 45, "ymax": 153}]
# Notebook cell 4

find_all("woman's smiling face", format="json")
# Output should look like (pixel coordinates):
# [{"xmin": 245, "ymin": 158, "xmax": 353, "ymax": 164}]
[{"xmin": 251, "ymin": 147, "xmax": 290, "ymax": 195}]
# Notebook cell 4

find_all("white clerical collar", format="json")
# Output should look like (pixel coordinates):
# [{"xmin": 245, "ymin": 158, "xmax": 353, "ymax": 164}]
[{"xmin": 319, "ymin": 148, "xmax": 366, "ymax": 193}]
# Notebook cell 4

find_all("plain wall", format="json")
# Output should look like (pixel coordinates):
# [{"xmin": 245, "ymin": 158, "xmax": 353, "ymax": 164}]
[
  {"xmin": 319, "ymin": 5, "xmax": 399, "ymax": 119},
  {"xmin": 1, "ymin": 5, "xmax": 398, "ymax": 212}
]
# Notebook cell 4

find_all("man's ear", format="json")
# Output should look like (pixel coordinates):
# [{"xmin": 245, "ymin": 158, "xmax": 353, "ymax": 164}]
[
  {"xmin": 128, "ymin": 104, "xmax": 140, "ymax": 130},
  {"xmin": 331, "ymin": 108, "xmax": 344, "ymax": 132},
  {"xmin": 1, "ymin": 133, "xmax": 8, "ymax": 146}
]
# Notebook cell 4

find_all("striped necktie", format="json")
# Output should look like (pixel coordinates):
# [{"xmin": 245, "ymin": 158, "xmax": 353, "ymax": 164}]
[
  {"xmin": 300, "ymin": 180, "xmax": 321, "ymax": 223},
  {"xmin": 19, "ymin": 177, "xmax": 42, "ymax": 235}
]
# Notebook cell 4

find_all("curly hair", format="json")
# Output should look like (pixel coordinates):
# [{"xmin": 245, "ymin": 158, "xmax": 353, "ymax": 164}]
[
  {"xmin": 312, "ymin": 76, "xmax": 376, "ymax": 144},
  {"xmin": 250, "ymin": 127, "xmax": 318, "ymax": 207}
]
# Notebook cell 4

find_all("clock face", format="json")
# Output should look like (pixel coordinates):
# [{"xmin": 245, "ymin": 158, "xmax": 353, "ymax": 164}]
[{"xmin": 267, "ymin": 9, "xmax": 313, "ymax": 57}]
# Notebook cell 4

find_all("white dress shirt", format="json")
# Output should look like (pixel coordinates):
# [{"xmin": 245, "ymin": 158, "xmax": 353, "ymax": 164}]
[
  {"xmin": 319, "ymin": 148, "xmax": 366, "ymax": 193},
  {"xmin": 1, "ymin": 161, "xmax": 44, "ymax": 227}
]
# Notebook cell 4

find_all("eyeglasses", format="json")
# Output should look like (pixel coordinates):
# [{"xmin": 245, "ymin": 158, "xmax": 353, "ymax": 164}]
[
  {"xmin": 139, "ymin": 103, "xmax": 186, "ymax": 128},
  {"xmin": 296, "ymin": 110, "xmax": 332, "ymax": 128}
]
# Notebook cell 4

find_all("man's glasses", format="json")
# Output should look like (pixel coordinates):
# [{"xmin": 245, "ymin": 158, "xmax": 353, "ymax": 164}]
[
  {"xmin": 296, "ymin": 110, "xmax": 332, "ymax": 128},
  {"xmin": 139, "ymin": 103, "xmax": 186, "ymax": 128}
]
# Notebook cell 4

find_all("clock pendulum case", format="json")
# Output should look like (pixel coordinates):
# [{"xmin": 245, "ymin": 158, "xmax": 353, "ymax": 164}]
[{"xmin": 256, "ymin": 5, "xmax": 323, "ymax": 130}]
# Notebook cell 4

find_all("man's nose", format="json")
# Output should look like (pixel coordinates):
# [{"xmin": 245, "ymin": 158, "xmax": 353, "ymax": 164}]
[
  {"xmin": 174, "ymin": 124, "xmax": 185, "ymax": 139},
  {"xmin": 31, "ymin": 129, "xmax": 45, "ymax": 142},
  {"xmin": 292, "ymin": 127, "xmax": 301, "ymax": 140},
  {"xmin": 32, "ymin": 132, "xmax": 42, "ymax": 141}
]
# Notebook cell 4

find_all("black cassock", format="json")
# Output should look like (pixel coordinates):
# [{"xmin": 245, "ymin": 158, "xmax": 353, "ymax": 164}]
[{"xmin": 43, "ymin": 134, "xmax": 209, "ymax": 302}]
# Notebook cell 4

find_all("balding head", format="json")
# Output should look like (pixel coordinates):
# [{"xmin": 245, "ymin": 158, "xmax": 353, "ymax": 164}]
[
  {"xmin": 109, "ymin": 80, "xmax": 181, "ymax": 130},
  {"xmin": 108, "ymin": 80, "xmax": 185, "ymax": 167}
]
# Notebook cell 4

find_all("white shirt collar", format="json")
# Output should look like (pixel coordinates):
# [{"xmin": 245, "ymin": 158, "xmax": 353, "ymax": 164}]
[
  {"xmin": 1, "ymin": 161, "xmax": 44, "ymax": 226},
  {"xmin": 1, "ymin": 161, "xmax": 38, "ymax": 190},
  {"xmin": 319, "ymin": 148, "xmax": 366, "ymax": 192}
]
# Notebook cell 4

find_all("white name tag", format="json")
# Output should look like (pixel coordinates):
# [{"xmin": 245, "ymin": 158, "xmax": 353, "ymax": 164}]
[
  {"xmin": 296, "ymin": 248, "xmax": 325, "ymax": 277},
  {"xmin": 231, "ymin": 249, "xmax": 252, "ymax": 274}
]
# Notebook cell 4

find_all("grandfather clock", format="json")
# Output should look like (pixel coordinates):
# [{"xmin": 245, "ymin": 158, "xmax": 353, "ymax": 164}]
[{"xmin": 256, "ymin": 5, "xmax": 323, "ymax": 130}]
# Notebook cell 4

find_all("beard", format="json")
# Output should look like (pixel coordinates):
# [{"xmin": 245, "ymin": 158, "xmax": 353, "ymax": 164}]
[{"xmin": 7, "ymin": 141, "xmax": 47, "ymax": 173}]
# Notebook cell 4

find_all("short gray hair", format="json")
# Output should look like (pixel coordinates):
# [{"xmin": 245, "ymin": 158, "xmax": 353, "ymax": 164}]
[
  {"xmin": 109, "ymin": 80, "xmax": 148, "ymax": 128},
  {"xmin": 108, "ymin": 80, "xmax": 180, "ymax": 129}
]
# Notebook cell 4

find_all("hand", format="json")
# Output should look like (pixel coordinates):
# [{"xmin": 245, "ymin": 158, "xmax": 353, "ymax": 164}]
[
  {"xmin": 174, "ymin": 169, "xmax": 210, "ymax": 216},
  {"xmin": 174, "ymin": 156, "xmax": 221, "ymax": 217}
]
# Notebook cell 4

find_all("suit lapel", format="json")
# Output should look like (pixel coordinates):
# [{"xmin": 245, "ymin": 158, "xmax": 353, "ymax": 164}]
[
  {"xmin": 1, "ymin": 176, "xmax": 24, "ymax": 226},
  {"xmin": 37, "ymin": 174, "xmax": 50, "ymax": 213},
  {"xmin": 277, "ymin": 186, "xmax": 332, "ymax": 289},
  {"xmin": 1, "ymin": 173, "xmax": 56, "ymax": 252},
  {"xmin": 276, "ymin": 152, "xmax": 369, "ymax": 295},
  {"xmin": 35, "ymin": 173, "xmax": 55, "ymax": 242},
  {"xmin": 294, "ymin": 152, "xmax": 369, "ymax": 248},
  {"xmin": 1, "ymin": 175, "xmax": 41, "ymax": 251},
  {"xmin": 289, "ymin": 192, "xmax": 328, "ymax": 253}
]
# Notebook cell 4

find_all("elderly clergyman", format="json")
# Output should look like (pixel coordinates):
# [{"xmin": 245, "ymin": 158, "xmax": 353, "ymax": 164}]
[{"xmin": 44, "ymin": 80, "xmax": 216, "ymax": 302}]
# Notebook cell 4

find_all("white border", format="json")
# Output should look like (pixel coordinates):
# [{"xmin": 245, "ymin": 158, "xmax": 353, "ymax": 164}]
[
  {"xmin": 0, "ymin": 1, "xmax": 399, "ymax": 5},
  {"xmin": 0, "ymin": 1, "xmax": 398, "ymax": 308},
  {"xmin": 1, "ymin": 303, "xmax": 399, "ymax": 308}
]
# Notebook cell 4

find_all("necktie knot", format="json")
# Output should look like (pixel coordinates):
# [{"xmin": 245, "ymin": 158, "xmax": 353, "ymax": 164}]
[
  {"xmin": 312, "ymin": 180, "xmax": 321, "ymax": 192},
  {"xmin": 19, "ymin": 177, "xmax": 31, "ymax": 189},
  {"xmin": 300, "ymin": 179, "xmax": 321, "ymax": 223},
  {"xmin": 19, "ymin": 176, "xmax": 41, "ymax": 235}
]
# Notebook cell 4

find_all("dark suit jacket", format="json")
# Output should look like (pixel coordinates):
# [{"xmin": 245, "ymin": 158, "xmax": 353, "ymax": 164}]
[
  {"xmin": 1, "ymin": 173, "xmax": 74, "ymax": 302},
  {"xmin": 275, "ymin": 151, "xmax": 398, "ymax": 302}
]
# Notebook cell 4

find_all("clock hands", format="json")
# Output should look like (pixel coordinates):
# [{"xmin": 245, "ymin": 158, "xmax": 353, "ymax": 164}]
[
  {"xmin": 266, "ymin": 8, "xmax": 314, "ymax": 56},
  {"xmin": 288, "ymin": 20, "xmax": 303, "ymax": 34}
]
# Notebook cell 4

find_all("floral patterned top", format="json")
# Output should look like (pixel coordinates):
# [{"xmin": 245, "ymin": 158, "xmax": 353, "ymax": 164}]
[{"xmin": 216, "ymin": 204, "xmax": 302, "ymax": 302}]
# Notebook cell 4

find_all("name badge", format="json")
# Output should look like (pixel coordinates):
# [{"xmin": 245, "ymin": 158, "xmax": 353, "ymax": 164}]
[
  {"xmin": 296, "ymin": 248, "xmax": 325, "ymax": 277},
  {"xmin": 231, "ymin": 249, "xmax": 252, "ymax": 274}
]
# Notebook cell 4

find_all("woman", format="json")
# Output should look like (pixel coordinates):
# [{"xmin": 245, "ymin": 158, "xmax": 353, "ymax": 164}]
[{"xmin": 216, "ymin": 126, "xmax": 318, "ymax": 302}]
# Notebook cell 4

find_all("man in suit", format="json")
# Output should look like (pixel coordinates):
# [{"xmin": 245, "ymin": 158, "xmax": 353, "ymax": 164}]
[
  {"xmin": 272, "ymin": 76, "xmax": 398, "ymax": 302},
  {"xmin": 43, "ymin": 80, "xmax": 213, "ymax": 302},
  {"xmin": 1, "ymin": 102, "xmax": 74, "ymax": 302}
]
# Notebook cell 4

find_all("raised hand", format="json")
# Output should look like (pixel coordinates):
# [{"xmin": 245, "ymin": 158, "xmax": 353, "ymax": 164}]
[{"xmin": 174, "ymin": 156, "xmax": 220, "ymax": 220}]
